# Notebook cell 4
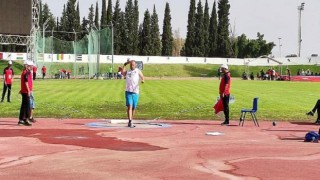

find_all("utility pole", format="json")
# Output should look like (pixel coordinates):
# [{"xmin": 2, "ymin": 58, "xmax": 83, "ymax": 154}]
[
  {"xmin": 278, "ymin": 38, "xmax": 282, "ymax": 57},
  {"xmin": 298, "ymin": 2, "xmax": 305, "ymax": 57}
]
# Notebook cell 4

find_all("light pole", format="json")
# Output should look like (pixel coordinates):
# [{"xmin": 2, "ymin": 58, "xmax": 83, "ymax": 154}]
[
  {"xmin": 278, "ymin": 38, "xmax": 282, "ymax": 57},
  {"xmin": 298, "ymin": 2, "xmax": 305, "ymax": 57},
  {"xmin": 73, "ymin": 29, "xmax": 77, "ymax": 78}
]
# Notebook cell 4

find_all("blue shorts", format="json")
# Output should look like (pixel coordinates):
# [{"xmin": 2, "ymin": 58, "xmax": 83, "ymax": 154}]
[
  {"xmin": 30, "ymin": 91, "xmax": 35, "ymax": 109},
  {"xmin": 125, "ymin": 91, "xmax": 139, "ymax": 109}
]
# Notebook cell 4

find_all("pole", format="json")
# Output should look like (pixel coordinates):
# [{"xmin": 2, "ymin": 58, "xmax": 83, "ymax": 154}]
[
  {"xmin": 97, "ymin": 27, "xmax": 100, "ymax": 79},
  {"xmin": 111, "ymin": 23, "xmax": 114, "ymax": 78},
  {"xmin": 298, "ymin": 2, "xmax": 305, "ymax": 57},
  {"xmin": 73, "ymin": 29, "xmax": 77, "ymax": 79},
  {"xmin": 278, "ymin": 38, "xmax": 282, "ymax": 57}
]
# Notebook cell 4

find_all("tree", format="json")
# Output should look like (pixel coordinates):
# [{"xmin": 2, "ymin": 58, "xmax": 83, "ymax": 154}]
[
  {"xmin": 95, "ymin": 2, "xmax": 100, "ymax": 29},
  {"xmin": 236, "ymin": 34, "xmax": 248, "ymax": 58},
  {"xmin": 59, "ymin": 5, "xmax": 68, "ymax": 39},
  {"xmin": 140, "ymin": 9, "xmax": 152, "ymax": 55},
  {"xmin": 161, "ymin": 2, "xmax": 173, "ymax": 56},
  {"xmin": 41, "ymin": 3, "xmax": 56, "ymax": 32},
  {"xmin": 203, "ymin": 0, "xmax": 210, "ymax": 57},
  {"xmin": 217, "ymin": 0, "xmax": 231, "ymax": 57},
  {"xmin": 81, "ymin": 17, "xmax": 89, "ymax": 38},
  {"xmin": 208, "ymin": 1, "xmax": 218, "ymax": 57},
  {"xmin": 65, "ymin": 0, "xmax": 77, "ymax": 40},
  {"xmin": 172, "ymin": 29, "xmax": 184, "ymax": 56},
  {"xmin": 75, "ymin": 2, "xmax": 81, "ymax": 32},
  {"xmin": 132, "ymin": 0, "xmax": 140, "ymax": 55},
  {"xmin": 125, "ymin": 0, "xmax": 134, "ymax": 54},
  {"xmin": 106, "ymin": 0, "xmax": 113, "ymax": 26},
  {"xmin": 194, "ymin": 0, "xmax": 204, "ymax": 57},
  {"xmin": 119, "ymin": 12, "xmax": 129, "ymax": 54},
  {"xmin": 112, "ymin": 0, "xmax": 121, "ymax": 55},
  {"xmin": 236, "ymin": 33, "xmax": 275, "ymax": 58},
  {"xmin": 150, "ymin": 5, "xmax": 161, "ymax": 56},
  {"xmin": 184, "ymin": 0, "xmax": 196, "ymax": 56},
  {"xmin": 87, "ymin": 4, "xmax": 95, "ymax": 30},
  {"xmin": 100, "ymin": 0, "xmax": 107, "ymax": 29}
]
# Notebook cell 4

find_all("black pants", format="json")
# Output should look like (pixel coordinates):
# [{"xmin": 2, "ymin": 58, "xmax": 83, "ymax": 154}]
[
  {"xmin": 222, "ymin": 95, "xmax": 230, "ymax": 122},
  {"xmin": 33, "ymin": 72, "xmax": 36, "ymax": 80},
  {"xmin": 1, "ymin": 83, "xmax": 11, "ymax": 101},
  {"xmin": 19, "ymin": 93, "xmax": 30, "ymax": 120},
  {"xmin": 312, "ymin": 99, "xmax": 320, "ymax": 119}
]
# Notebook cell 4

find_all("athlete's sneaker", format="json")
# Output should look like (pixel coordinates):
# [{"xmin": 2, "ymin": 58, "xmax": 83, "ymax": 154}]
[
  {"xmin": 24, "ymin": 120, "xmax": 32, "ymax": 126},
  {"xmin": 128, "ymin": 122, "xmax": 135, "ymax": 128},
  {"xmin": 221, "ymin": 121, "xmax": 229, "ymax": 126},
  {"xmin": 306, "ymin": 111, "xmax": 314, "ymax": 116},
  {"xmin": 18, "ymin": 120, "xmax": 25, "ymax": 126},
  {"xmin": 29, "ymin": 117, "xmax": 36, "ymax": 123}
]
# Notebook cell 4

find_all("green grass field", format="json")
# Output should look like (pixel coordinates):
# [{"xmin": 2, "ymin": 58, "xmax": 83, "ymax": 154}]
[{"xmin": 0, "ymin": 78, "xmax": 318, "ymax": 122}]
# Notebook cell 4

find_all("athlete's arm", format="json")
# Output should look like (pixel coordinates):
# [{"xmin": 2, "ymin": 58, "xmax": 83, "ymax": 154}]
[
  {"xmin": 121, "ymin": 62, "xmax": 128, "ymax": 76},
  {"xmin": 139, "ymin": 71, "xmax": 145, "ymax": 83}
]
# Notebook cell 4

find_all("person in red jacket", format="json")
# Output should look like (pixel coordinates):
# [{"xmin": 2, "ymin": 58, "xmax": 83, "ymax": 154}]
[
  {"xmin": 18, "ymin": 61, "xmax": 33, "ymax": 126},
  {"xmin": 219, "ymin": 64, "xmax": 231, "ymax": 126},
  {"xmin": 1, "ymin": 60, "xmax": 14, "ymax": 102},
  {"xmin": 41, "ymin": 65, "xmax": 46, "ymax": 79},
  {"xmin": 32, "ymin": 65, "xmax": 37, "ymax": 80}
]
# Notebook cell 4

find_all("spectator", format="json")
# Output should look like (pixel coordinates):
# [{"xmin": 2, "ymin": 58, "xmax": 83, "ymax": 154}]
[
  {"xmin": 32, "ymin": 65, "xmax": 37, "ymax": 80},
  {"xmin": 108, "ymin": 66, "xmax": 113, "ymax": 79},
  {"xmin": 67, "ymin": 69, "xmax": 71, "ymax": 79},
  {"xmin": 217, "ymin": 67, "xmax": 221, "ymax": 80},
  {"xmin": 260, "ymin": 69, "xmax": 265, "ymax": 80},
  {"xmin": 242, "ymin": 72, "xmax": 248, "ymax": 80},
  {"xmin": 1, "ymin": 60, "xmax": 14, "ymax": 102},
  {"xmin": 41, "ymin": 65, "xmax": 46, "ymax": 79},
  {"xmin": 256, "ymin": 72, "xmax": 260, "ymax": 80},
  {"xmin": 286, "ymin": 68, "xmax": 291, "ymax": 81},
  {"xmin": 250, "ymin": 72, "xmax": 254, "ymax": 80},
  {"xmin": 301, "ymin": 69, "xmax": 305, "ymax": 76}
]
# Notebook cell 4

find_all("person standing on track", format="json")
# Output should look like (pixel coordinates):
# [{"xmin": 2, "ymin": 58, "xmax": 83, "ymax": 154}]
[
  {"xmin": 1, "ymin": 60, "xmax": 14, "ymax": 103},
  {"xmin": 18, "ymin": 61, "xmax": 33, "ymax": 126},
  {"xmin": 28, "ymin": 62, "xmax": 36, "ymax": 123},
  {"xmin": 219, "ymin": 64, "xmax": 231, "ymax": 126},
  {"xmin": 121, "ymin": 60, "xmax": 145, "ymax": 128}
]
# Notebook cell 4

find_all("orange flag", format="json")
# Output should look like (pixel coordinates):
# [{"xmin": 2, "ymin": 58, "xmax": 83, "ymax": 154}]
[{"xmin": 213, "ymin": 99, "xmax": 224, "ymax": 114}]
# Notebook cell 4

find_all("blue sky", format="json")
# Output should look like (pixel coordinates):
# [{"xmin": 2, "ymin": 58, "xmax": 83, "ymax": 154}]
[{"xmin": 43, "ymin": 0, "xmax": 320, "ymax": 57}]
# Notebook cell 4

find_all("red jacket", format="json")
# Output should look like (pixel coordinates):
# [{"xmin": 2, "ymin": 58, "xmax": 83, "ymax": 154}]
[{"xmin": 219, "ymin": 72, "xmax": 231, "ymax": 95}]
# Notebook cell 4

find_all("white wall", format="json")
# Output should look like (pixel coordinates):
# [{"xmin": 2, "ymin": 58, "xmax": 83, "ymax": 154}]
[{"xmin": 1, "ymin": 52, "xmax": 320, "ymax": 66}]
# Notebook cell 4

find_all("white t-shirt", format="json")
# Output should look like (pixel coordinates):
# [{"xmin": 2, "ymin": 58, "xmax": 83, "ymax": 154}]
[{"xmin": 125, "ymin": 68, "xmax": 141, "ymax": 94}]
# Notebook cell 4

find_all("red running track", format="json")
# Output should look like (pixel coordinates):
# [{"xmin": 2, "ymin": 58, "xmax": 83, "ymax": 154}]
[{"xmin": 0, "ymin": 118, "xmax": 320, "ymax": 179}]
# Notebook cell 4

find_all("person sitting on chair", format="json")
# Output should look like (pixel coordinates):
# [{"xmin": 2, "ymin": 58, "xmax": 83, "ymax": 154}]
[{"xmin": 306, "ymin": 99, "xmax": 320, "ymax": 124}]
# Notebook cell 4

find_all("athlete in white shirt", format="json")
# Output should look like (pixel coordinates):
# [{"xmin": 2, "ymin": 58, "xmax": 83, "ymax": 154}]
[{"xmin": 121, "ymin": 60, "xmax": 145, "ymax": 128}]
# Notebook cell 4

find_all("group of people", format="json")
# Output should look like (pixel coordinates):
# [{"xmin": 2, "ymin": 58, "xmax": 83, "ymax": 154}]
[
  {"xmin": 297, "ymin": 69, "xmax": 320, "ymax": 76},
  {"xmin": 241, "ymin": 72, "xmax": 255, "ymax": 80},
  {"xmin": 1, "ymin": 60, "xmax": 37, "ymax": 126}
]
